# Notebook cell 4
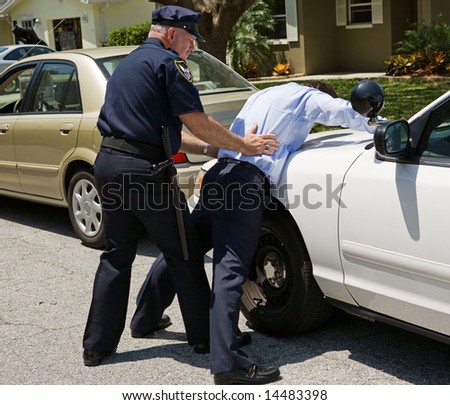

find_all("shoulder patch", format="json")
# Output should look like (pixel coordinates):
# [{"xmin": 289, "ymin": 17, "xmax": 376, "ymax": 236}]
[{"xmin": 174, "ymin": 60, "xmax": 193, "ymax": 83}]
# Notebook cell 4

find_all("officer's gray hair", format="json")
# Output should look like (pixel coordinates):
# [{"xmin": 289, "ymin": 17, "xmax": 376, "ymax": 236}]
[{"xmin": 151, "ymin": 24, "xmax": 168, "ymax": 34}]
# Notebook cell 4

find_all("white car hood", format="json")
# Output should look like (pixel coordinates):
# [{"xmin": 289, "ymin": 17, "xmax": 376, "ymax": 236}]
[
  {"xmin": 193, "ymin": 128, "xmax": 375, "ymax": 209},
  {"xmin": 274, "ymin": 128, "xmax": 374, "ymax": 205},
  {"xmin": 300, "ymin": 128, "xmax": 373, "ymax": 152}
]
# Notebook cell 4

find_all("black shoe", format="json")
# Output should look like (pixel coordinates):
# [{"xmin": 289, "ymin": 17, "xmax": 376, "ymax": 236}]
[
  {"xmin": 193, "ymin": 342, "xmax": 210, "ymax": 354},
  {"xmin": 131, "ymin": 314, "xmax": 172, "ymax": 338},
  {"xmin": 193, "ymin": 332, "xmax": 252, "ymax": 355},
  {"xmin": 214, "ymin": 364, "xmax": 280, "ymax": 385},
  {"xmin": 238, "ymin": 331, "xmax": 252, "ymax": 347},
  {"xmin": 83, "ymin": 348, "xmax": 116, "ymax": 367}
]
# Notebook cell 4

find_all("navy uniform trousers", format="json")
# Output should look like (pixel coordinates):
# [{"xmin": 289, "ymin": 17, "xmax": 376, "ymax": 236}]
[
  {"xmin": 132, "ymin": 158, "xmax": 270, "ymax": 374},
  {"xmin": 83, "ymin": 148, "xmax": 211, "ymax": 353}
]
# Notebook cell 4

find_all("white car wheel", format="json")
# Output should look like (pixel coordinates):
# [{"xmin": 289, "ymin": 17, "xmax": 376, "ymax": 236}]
[{"xmin": 241, "ymin": 211, "xmax": 333, "ymax": 337}]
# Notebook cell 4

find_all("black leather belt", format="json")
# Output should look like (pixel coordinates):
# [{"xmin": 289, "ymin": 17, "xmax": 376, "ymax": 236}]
[
  {"xmin": 101, "ymin": 136, "xmax": 165, "ymax": 161},
  {"xmin": 218, "ymin": 157, "xmax": 267, "ymax": 181}
]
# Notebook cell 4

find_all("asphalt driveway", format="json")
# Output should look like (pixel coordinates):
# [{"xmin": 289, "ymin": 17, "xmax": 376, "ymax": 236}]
[{"xmin": 1, "ymin": 196, "xmax": 450, "ymax": 387}]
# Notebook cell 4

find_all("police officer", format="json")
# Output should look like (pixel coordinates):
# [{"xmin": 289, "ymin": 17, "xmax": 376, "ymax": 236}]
[
  {"xmin": 82, "ymin": 5, "xmax": 278, "ymax": 367},
  {"xmin": 133, "ymin": 80, "xmax": 381, "ymax": 383}
]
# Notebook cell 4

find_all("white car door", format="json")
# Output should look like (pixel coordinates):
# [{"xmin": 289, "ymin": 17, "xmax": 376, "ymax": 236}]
[{"xmin": 338, "ymin": 99, "xmax": 450, "ymax": 337}]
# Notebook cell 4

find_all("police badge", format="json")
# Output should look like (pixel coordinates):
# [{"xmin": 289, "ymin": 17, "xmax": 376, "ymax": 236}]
[{"xmin": 174, "ymin": 60, "xmax": 193, "ymax": 83}]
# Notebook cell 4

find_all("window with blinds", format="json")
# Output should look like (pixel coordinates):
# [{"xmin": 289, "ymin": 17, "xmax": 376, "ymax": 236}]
[{"xmin": 336, "ymin": 0, "xmax": 383, "ymax": 27}]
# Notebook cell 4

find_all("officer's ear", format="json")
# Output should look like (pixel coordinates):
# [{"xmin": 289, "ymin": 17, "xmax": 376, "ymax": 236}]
[{"xmin": 167, "ymin": 27, "xmax": 176, "ymax": 43}]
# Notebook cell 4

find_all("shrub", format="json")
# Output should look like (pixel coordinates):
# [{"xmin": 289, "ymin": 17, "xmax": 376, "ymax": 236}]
[
  {"xmin": 385, "ymin": 54, "xmax": 417, "ymax": 76},
  {"xmin": 425, "ymin": 50, "xmax": 447, "ymax": 74},
  {"xmin": 273, "ymin": 63, "xmax": 291, "ymax": 76},
  {"xmin": 242, "ymin": 61, "xmax": 258, "ymax": 78},
  {"xmin": 395, "ymin": 22, "xmax": 450, "ymax": 57},
  {"xmin": 386, "ymin": 21, "xmax": 450, "ymax": 76},
  {"xmin": 105, "ymin": 22, "xmax": 151, "ymax": 46},
  {"xmin": 227, "ymin": 0, "xmax": 275, "ymax": 78}
]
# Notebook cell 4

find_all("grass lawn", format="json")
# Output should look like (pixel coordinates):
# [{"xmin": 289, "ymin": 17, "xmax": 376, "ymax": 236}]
[{"xmin": 254, "ymin": 77, "xmax": 450, "ymax": 131}]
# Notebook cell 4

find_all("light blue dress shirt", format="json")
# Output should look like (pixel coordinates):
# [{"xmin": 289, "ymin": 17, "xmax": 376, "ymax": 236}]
[{"xmin": 218, "ymin": 82, "xmax": 375, "ymax": 185}]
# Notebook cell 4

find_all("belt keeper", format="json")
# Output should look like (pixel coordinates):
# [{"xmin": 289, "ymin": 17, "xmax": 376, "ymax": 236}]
[{"xmin": 202, "ymin": 143, "xmax": 209, "ymax": 155}]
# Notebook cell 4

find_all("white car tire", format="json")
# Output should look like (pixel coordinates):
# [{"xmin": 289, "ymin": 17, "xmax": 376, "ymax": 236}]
[{"xmin": 241, "ymin": 210, "xmax": 333, "ymax": 337}]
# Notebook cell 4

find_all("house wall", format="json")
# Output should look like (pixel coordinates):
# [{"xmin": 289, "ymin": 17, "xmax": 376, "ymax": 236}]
[
  {"xmin": 0, "ymin": 0, "xmax": 154, "ymax": 48},
  {"xmin": 273, "ymin": 0, "xmax": 394, "ymax": 74},
  {"xmin": 430, "ymin": 0, "xmax": 450, "ymax": 22},
  {"xmin": 270, "ymin": 0, "xmax": 306, "ymax": 75},
  {"xmin": 2, "ymin": 0, "xmax": 97, "ymax": 47},
  {"xmin": 418, "ymin": 0, "xmax": 450, "ymax": 24},
  {"xmin": 0, "ymin": 20, "xmax": 10, "ymax": 43},
  {"xmin": 93, "ymin": 0, "xmax": 155, "ymax": 42},
  {"xmin": 390, "ymin": 0, "xmax": 417, "ymax": 47},
  {"xmin": 277, "ymin": 0, "xmax": 450, "ymax": 75},
  {"xmin": 302, "ymin": 0, "xmax": 339, "ymax": 74},
  {"xmin": 2, "ymin": 0, "xmax": 449, "ymax": 73},
  {"xmin": 333, "ymin": 0, "xmax": 392, "ymax": 72}
]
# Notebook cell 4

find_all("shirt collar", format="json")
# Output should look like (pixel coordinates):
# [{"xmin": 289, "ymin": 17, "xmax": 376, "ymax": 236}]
[{"xmin": 144, "ymin": 37, "xmax": 180, "ymax": 57}]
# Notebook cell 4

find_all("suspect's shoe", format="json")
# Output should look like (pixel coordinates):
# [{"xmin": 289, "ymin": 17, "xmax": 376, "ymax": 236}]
[
  {"xmin": 238, "ymin": 331, "xmax": 252, "ymax": 348},
  {"xmin": 131, "ymin": 314, "xmax": 172, "ymax": 338},
  {"xmin": 83, "ymin": 348, "xmax": 116, "ymax": 367},
  {"xmin": 214, "ymin": 364, "xmax": 281, "ymax": 385}
]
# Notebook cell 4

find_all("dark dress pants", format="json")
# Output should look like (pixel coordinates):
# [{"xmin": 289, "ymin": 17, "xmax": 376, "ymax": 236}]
[
  {"xmin": 83, "ymin": 148, "xmax": 210, "ymax": 352},
  {"xmin": 132, "ymin": 159, "xmax": 269, "ymax": 374}
]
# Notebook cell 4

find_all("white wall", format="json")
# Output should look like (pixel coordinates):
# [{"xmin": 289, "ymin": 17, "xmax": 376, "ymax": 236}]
[{"xmin": 0, "ymin": 0, "xmax": 156, "ymax": 48}]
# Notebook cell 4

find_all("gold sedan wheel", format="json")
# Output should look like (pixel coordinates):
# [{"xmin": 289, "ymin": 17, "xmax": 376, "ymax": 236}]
[{"xmin": 67, "ymin": 170, "xmax": 104, "ymax": 249}]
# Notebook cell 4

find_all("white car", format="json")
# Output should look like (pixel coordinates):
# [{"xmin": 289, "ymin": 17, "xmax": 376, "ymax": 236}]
[
  {"xmin": 191, "ymin": 89, "xmax": 450, "ymax": 344},
  {"xmin": 0, "ymin": 44, "xmax": 55, "ymax": 74}
]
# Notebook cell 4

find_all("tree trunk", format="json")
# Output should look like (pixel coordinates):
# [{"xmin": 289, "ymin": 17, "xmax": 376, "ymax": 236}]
[{"xmin": 154, "ymin": 0, "xmax": 254, "ymax": 63}]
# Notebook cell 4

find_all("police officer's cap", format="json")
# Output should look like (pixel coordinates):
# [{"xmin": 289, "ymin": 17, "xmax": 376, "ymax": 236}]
[{"xmin": 152, "ymin": 5, "xmax": 205, "ymax": 42}]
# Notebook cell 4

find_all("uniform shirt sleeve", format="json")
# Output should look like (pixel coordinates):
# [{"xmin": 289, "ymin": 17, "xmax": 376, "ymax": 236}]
[{"xmin": 163, "ymin": 57, "xmax": 204, "ymax": 117}]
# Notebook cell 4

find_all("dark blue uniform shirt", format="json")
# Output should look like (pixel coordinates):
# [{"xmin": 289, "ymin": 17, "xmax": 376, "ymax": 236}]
[{"xmin": 97, "ymin": 38, "xmax": 204, "ymax": 153}]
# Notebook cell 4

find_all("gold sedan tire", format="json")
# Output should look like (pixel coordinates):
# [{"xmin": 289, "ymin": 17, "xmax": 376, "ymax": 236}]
[{"xmin": 67, "ymin": 170, "xmax": 104, "ymax": 249}]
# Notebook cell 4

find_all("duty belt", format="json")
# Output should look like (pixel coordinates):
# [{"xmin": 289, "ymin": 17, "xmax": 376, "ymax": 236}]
[
  {"xmin": 218, "ymin": 157, "xmax": 267, "ymax": 181},
  {"xmin": 101, "ymin": 136, "xmax": 165, "ymax": 161}
]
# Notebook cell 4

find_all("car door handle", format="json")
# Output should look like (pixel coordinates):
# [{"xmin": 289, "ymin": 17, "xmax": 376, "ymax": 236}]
[
  {"xmin": 0, "ymin": 123, "xmax": 10, "ymax": 134},
  {"xmin": 59, "ymin": 123, "xmax": 74, "ymax": 135}
]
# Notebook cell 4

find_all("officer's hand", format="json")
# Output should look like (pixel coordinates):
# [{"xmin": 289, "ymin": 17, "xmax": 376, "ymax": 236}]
[{"xmin": 242, "ymin": 124, "xmax": 279, "ymax": 156}]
